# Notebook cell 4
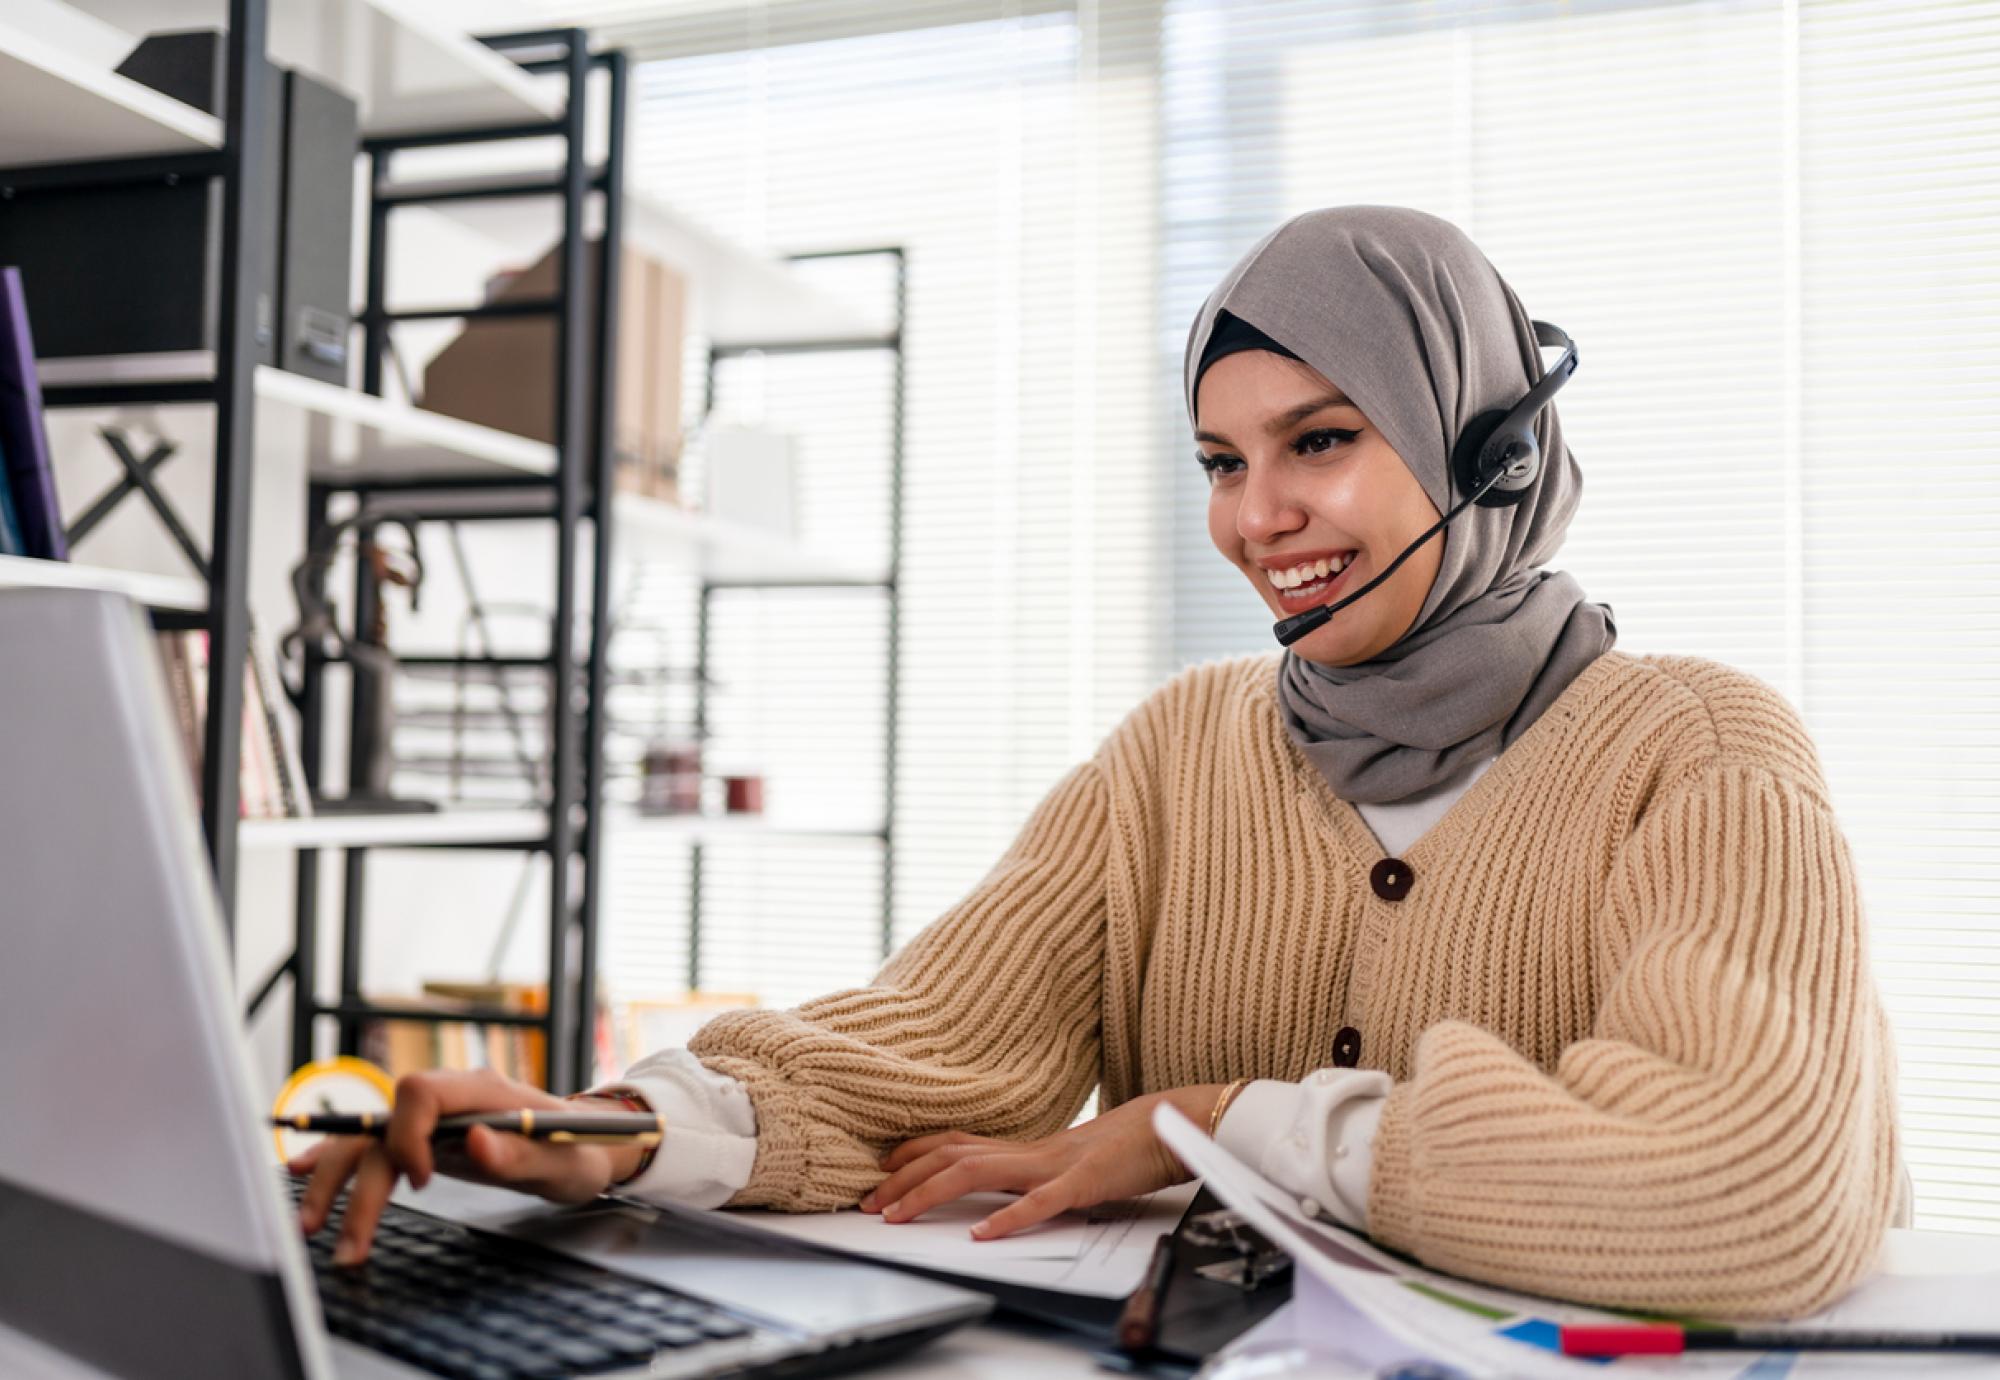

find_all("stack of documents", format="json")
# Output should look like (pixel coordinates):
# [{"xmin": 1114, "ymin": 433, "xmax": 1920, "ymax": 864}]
[{"xmin": 1154, "ymin": 1106, "xmax": 2000, "ymax": 1378}]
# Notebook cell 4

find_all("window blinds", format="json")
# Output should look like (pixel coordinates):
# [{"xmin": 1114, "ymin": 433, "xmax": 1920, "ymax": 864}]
[
  {"xmin": 1155, "ymin": 0, "xmax": 2000, "ymax": 1234},
  {"xmin": 596, "ymin": 7, "xmax": 1165, "ymax": 1022},
  {"xmin": 572, "ymin": 0, "xmax": 1999, "ymax": 1233}
]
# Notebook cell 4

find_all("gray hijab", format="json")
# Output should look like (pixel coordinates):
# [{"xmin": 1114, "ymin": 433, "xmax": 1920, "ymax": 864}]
[{"xmin": 1183, "ymin": 206, "xmax": 1616, "ymax": 805}]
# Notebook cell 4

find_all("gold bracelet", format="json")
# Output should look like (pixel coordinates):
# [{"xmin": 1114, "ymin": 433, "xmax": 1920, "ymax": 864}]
[{"xmin": 1209, "ymin": 1077, "xmax": 1251, "ymax": 1138}]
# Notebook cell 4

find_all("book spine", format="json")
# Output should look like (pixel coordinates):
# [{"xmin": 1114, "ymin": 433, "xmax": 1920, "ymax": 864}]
[
  {"xmin": 0, "ymin": 440, "xmax": 25, "ymax": 557},
  {"xmin": 157, "ymin": 632, "xmax": 203, "ymax": 799},
  {"xmin": 246, "ymin": 618, "xmax": 312, "ymax": 818},
  {"xmin": 239, "ymin": 657, "xmax": 272, "ymax": 818},
  {"xmin": 186, "ymin": 631, "xmax": 210, "ymax": 787},
  {"xmin": 0, "ymin": 268, "xmax": 66, "ymax": 560}
]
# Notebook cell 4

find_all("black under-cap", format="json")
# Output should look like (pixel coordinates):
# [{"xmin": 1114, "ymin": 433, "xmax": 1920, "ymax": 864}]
[{"xmin": 1191, "ymin": 309, "xmax": 1303, "ymax": 418}]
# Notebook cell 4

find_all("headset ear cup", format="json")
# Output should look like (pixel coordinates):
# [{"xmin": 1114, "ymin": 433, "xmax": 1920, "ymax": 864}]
[{"xmin": 1451, "ymin": 407, "xmax": 1537, "ymax": 509}]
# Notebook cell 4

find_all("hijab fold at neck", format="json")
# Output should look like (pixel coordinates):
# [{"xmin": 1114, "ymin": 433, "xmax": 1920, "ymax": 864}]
[{"xmin": 1184, "ymin": 207, "xmax": 1617, "ymax": 804}]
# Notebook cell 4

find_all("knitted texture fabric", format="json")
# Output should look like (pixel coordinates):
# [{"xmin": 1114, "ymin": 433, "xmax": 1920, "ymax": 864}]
[{"xmin": 687, "ymin": 650, "xmax": 1900, "ymax": 1319}]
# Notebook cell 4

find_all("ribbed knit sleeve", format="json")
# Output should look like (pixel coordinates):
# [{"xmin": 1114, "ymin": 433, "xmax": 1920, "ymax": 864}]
[
  {"xmin": 1365, "ymin": 758, "xmax": 1900, "ymax": 1319},
  {"xmin": 686, "ymin": 756, "xmax": 1111, "ymax": 1210}
]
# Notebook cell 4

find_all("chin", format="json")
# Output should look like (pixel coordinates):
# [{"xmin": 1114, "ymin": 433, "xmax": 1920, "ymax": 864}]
[{"xmin": 1289, "ymin": 626, "xmax": 1375, "ymax": 668}]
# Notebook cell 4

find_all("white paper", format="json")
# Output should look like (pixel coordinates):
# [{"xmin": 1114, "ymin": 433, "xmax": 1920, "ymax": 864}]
[
  {"xmin": 714, "ymin": 1182, "xmax": 1200, "ymax": 1300},
  {"xmin": 1154, "ymin": 1104, "xmax": 2000, "ymax": 1380}
]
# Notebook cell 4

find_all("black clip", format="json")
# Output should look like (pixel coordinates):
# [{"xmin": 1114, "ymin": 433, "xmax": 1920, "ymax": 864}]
[{"xmin": 1179, "ymin": 1209, "xmax": 1291, "ymax": 1292}]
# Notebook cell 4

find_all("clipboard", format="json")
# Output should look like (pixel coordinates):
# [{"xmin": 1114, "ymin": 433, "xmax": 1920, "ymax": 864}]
[{"xmin": 1099, "ymin": 1184, "xmax": 1295, "ymax": 1376}]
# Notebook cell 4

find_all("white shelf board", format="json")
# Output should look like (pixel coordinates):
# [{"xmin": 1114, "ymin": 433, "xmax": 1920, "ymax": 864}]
[
  {"xmin": 0, "ymin": 4, "xmax": 223, "ymax": 167},
  {"xmin": 626, "ymin": 191, "xmax": 892, "ymax": 349},
  {"xmin": 256, "ymin": 368, "xmax": 557, "ymax": 485},
  {"xmin": 605, "ymin": 808, "xmax": 885, "ymax": 843},
  {"xmin": 38, "ymin": 356, "xmax": 558, "ymax": 485},
  {"xmin": 386, "ymin": 175, "xmax": 889, "ymax": 349},
  {"xmin": 612, "ymin": 495, "xmax": 886, "ymax": 584},
  {"xmin": 240, "ymin": 807, "xmax": 548, "ymax": 850},
  {"xmin": 0, "ymin": 553, "xmax": 206, "ymax": 612},
  {"xmin": 63, "ymin": 0, "xmax": 560, "ymax": 137},
  {"xmin": 338, "ymin": 488, "xmax": 885, "ymax": 584}
]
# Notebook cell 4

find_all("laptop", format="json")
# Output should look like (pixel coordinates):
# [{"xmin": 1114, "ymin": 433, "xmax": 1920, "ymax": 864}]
[{"xmin": 0, "ymin": 589, "xmax": 991, "ymax": 1379}]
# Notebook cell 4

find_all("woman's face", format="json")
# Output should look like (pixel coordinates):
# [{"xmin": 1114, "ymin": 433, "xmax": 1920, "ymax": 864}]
[{"xmin": 1197, "ymin": 350, "xmax": 1444, "ymax": 668}]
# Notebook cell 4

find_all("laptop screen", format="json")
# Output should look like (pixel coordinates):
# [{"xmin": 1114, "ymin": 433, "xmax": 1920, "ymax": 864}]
[{"xmin": 0, "ymin": 590, "xmax": 328, "ymax": 1379}]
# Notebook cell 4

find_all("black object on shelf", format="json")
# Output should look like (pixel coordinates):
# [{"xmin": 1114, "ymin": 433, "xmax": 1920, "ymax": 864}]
[
  {"xmin": 0, "ymin": 29, "xmax": 354, "ymax": 383},
  {"xmin": 309, "ymin": 794, "xmax": 440, "ymax": 816}
]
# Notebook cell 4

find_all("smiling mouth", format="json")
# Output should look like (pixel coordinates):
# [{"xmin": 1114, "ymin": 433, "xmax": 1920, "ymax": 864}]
[{"xmin": 1264, "ymin": 554, "xmax": 1359, "ymax": 607}]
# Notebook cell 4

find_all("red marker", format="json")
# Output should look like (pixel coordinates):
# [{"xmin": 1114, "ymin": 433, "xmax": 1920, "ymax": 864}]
[{"xmin": 1560, "ymin": 1324, "xmax": 2000, "ymax": 1358}]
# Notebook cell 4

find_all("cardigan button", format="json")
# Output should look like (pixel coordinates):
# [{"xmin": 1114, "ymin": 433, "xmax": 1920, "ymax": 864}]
[
  {"xmin": 1332, "ymin": 1026, "xmax": 1362, "ymax": 1067},
  {"xmin": 1369, "ymin": 857, "xmax": 1414, "ymax": 901}
]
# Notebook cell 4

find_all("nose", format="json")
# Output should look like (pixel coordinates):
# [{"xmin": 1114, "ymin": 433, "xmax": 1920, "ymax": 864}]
[{"xmin": 1235, "ymin": 458, "xmax": 1307, "ymax": 546}]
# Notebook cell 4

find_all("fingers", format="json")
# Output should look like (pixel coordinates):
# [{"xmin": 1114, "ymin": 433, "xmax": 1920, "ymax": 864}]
[
  {"xmin": 385, "ymin": 1074, "xmax": 443, "ymax": 1189},
  {"xmin": 298, "ymin": 1135, "xmax": 372, "ymax": 1235},
  {"xmin": 875, "ymin": 1151, "xmax": 1049, "ymax": 1224},
  {"xmin": 333, "ymin": 1143, "xmax": 400, "ymax": 1266},
  {"xmin": 863, "ymin": 1140, "xmax": 990, "ymax": 1213},
  {"xmin": 462, "ymin": 1124, "xmax": 610, "ymax": 1205},
  {"xmin": 383, "ymin": 1068, "xmax": 570, "ymax": 1191},
  {"xmin": 971, "ymin": 1173, "xmax": 1082, "ymax": 1240},
  {"xmin": 285, "ymin": 1140, "xmax": 326, "ymax": 1176},
  {"xmin": 882, "ymin": 1129, "xmax": 992, "ymax": 1173}
]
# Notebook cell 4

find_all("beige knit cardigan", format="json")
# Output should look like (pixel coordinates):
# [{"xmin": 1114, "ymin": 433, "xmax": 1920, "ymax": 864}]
[{"xmin": 688, "ymin": 650, "xmax": 1901, "ymax": 1319}]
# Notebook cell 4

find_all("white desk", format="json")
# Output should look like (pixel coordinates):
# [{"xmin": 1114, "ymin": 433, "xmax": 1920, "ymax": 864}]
[{"xmin": 4, "ymin": 1228, "xmax": 1995, "ymax": 1379}]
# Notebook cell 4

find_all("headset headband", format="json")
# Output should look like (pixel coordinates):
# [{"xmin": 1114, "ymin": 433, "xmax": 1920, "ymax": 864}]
[{"xmin": 1449, "ymin": 320, "xmax": 1578, "ymax": 508}]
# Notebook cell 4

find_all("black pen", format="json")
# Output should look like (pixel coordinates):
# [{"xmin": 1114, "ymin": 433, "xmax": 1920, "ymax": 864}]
[
  {"xmin": 1117, "ymin": 1234, "xmax": 1178, "ymax": 1353},
  {"xmin": 270, "ymin": 1109, "xmax": 665, "ymax": 1146}
]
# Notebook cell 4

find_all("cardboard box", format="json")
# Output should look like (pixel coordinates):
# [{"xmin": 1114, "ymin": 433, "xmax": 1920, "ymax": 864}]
[{"xmin": 422, "ymin": 239, "xmax": 685, "ymax": 491}]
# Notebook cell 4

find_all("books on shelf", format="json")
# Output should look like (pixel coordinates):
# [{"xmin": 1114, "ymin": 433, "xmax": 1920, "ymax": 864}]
[
  {"xmin": 359, "ymin": 981, "xmax": 618, "ymax": 1090},
  {"xmin": 0, "ymin": 266, "xmax": 64, "ymax": 561},
  {"xmin": 0, "ymin": 448, "xmax": 24, "ymax": 556},
  {"xmin": 153, "ymin": 620, "xmax": 313, "ymax": 819}
]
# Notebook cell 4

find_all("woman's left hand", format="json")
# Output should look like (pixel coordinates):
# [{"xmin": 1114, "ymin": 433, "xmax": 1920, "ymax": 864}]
[{"xmin": 860, "ymin": 1084, "xmax": 1227, "ymax": 1240}]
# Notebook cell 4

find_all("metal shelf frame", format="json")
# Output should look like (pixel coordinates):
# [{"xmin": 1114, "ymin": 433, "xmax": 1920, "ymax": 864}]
[
  {"xmin": 278, "ymin": 29, "xmax": 627, "ymax": 1094},
  {"xmin": 5, "ymin": 9, "xmax": 903, "ymax": 1096},
  {"xmin": 685, "ymin": 247, "xmax": 906, "ymax": 988},
  {"xmin": 0, "ymin": 0, "xmax": 271, "ymax": 928}
]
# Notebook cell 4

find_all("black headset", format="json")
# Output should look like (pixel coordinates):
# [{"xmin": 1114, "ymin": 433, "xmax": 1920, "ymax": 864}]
[{"xmin": 1271, "ymin": 320, "xmax": 1577, "ymax": 648}]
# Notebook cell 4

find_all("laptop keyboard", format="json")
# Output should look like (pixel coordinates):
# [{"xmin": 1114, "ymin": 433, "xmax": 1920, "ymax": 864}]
[{"xmin": 283, "ymin": 1174, "xmax": 772, "ymax": 1379}]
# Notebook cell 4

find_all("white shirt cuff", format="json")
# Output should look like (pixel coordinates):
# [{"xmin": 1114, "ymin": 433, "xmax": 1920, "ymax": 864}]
[
  {"xmin": 588, "ymin": 1048, "xmax": 757, "ymax": 1209},
  {"xmin": 1213, "ymin": 1070, "xmax": 1391, "ymax": 1232}
]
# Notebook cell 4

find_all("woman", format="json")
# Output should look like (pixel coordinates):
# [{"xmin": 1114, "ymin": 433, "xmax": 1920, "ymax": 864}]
[{"xmin": 297, "ymin": 206, "xmax": 1902, "ymax": 1320}]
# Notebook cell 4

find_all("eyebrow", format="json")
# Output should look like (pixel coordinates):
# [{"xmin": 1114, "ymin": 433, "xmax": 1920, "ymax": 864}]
[{"xmin": 1194, "ymin": 391, "xmax": 1357, "ymax": 447}]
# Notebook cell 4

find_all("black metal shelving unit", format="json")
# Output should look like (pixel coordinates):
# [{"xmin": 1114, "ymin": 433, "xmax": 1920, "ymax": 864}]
[
  {"xmin": 3, "ymin": 0, "xmax": 272, "ymax": 930},
  {"xmin": 272, "ymin": 29, "xmax": 627, "ymax": 1095},
  {"xmin": 4, "ymin": 9, "xmax": 905, "ymax": 1096}
]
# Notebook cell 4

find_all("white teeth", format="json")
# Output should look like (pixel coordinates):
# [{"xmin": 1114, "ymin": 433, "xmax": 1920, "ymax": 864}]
[{"xmin": 1265, "ymin": 554, "xmax": 1352, "ymax": 590}]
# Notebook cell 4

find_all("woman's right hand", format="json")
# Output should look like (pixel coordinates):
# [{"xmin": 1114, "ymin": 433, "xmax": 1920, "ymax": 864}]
[{"xmin": 291, "ymin": 1069, "xmax": 650, "ymax": 1267}]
